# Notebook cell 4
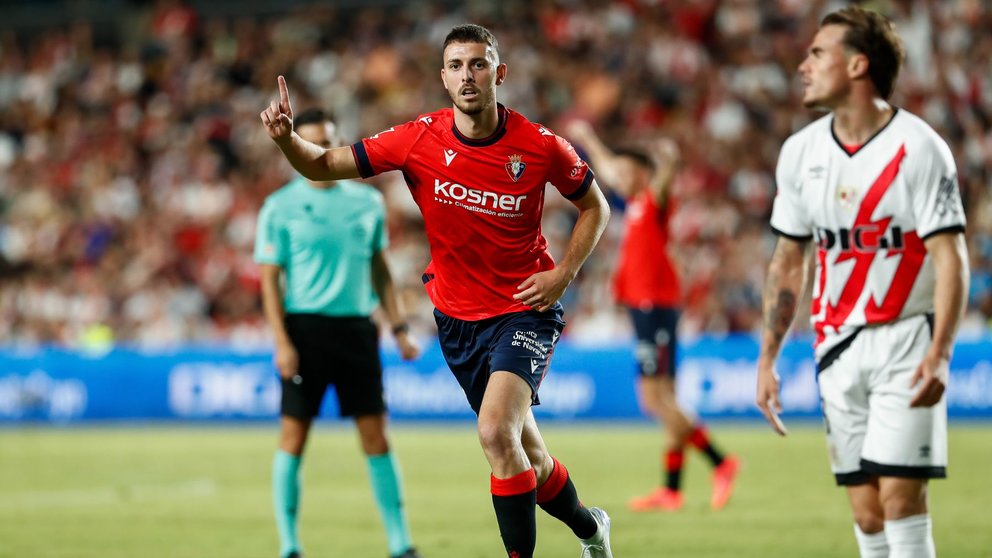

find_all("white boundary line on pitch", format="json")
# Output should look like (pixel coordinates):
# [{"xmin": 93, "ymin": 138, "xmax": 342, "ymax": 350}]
[{"xmin": 0, "ymin": 478, "xmax": 217, "ymax": 510}]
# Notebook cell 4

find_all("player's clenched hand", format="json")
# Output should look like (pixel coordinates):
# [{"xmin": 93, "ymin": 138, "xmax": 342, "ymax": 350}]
[
  {"xmin": 756, "ymin": 364, "xmax": 788, "ymax": 436},
  {"xmin": 909, "ymin": 353, "xmax": 947, "ymax": 408},
  {"xmin": 395, "ymin": 331, "xmax": 421, "ymax": 362},
  {"xmin": 514, "ymin": 268, "xmax": 570, "ymax": 312},
  {"xmin": 260, "ymin": 75, "xmax": 294, "ymax": 143},
  {"xmin": 648, "ymin": 137, "xmax": 681, "ymax": 167},
  {"xmin": 274, "ymin": 339, "xmax": 299, "ymax": 380}
]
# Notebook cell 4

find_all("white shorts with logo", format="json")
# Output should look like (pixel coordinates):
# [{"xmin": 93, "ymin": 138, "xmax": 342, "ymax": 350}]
[{"xmin": 816, "ymin": 314, "xmax": 948, "ymax": 486}]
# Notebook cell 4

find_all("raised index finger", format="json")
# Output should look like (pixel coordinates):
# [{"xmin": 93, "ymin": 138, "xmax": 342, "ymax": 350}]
[{"xmin": 278, "ymin": 75, "xmax": 290, "ymax": 105}]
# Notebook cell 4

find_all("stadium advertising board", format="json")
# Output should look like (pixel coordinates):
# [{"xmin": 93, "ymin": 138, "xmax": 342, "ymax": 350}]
[{"xmin": 0, "ymin": 338, "xmax": 989, "ymax": 423}]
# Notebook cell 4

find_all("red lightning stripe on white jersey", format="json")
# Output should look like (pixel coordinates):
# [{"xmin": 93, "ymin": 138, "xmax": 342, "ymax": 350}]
[{"xmin": 815, "ymin": 145, "xmax": 906, "ymax": 345}]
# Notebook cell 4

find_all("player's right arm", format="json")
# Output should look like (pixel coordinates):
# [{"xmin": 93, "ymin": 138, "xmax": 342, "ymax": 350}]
[
  {"xmin": 756, "ymin": 236, "xmax": 809, "ymax": 435},
  {"xmin": 757, "ymin": 134, "xmax": 812, "ymax": 436},
  {"xmin": 260, "ymin": 76, "xmax": 360, "ymax": 181}
]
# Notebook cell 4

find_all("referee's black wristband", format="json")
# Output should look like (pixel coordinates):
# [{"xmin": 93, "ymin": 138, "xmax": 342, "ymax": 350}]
[{"xmin": 391, "ymin": 322, "xmax": 410, "ymax": 336}]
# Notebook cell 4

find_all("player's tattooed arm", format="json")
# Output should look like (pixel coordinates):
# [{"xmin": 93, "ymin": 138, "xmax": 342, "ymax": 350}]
[
  {"xmin": 764, "ymin": 283, "xmax": 798, "ymax": 352},
  {"xmin": 756, "ymin": 236, "xmax": 809, "ymax": 435},
  {"xmin": 759, "ymin": 237, "xmax": 810, "ymax": 360}
]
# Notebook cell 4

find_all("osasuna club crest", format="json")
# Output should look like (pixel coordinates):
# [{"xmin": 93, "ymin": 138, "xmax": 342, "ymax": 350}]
[{"xmin": 505, "ymin": 154, "xmax": 526, "ymax": 182}]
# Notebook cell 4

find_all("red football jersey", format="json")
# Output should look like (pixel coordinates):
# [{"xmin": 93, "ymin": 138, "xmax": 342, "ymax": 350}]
[
  {"xmin": 614, "ymin": 189, "xmax": 681, "ymax": 307},
  {"xmin": 351, "ymin": 105, "xmax": 594, "ymax": 320}
]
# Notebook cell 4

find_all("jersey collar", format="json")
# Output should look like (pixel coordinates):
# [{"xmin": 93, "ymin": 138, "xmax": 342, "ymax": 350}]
[
  {"xmin": 451, "ymin": 104, "xmax": 508, "ymax": 147},
  {"xmin": 830, "ymin": 107, "xmax": 899, "ymax": 157}
]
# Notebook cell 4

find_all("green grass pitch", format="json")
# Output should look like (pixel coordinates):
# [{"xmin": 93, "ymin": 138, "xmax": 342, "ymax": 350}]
[{"xmin": 1, "ymin": 423, "xmax": 989, "ymax": 557}]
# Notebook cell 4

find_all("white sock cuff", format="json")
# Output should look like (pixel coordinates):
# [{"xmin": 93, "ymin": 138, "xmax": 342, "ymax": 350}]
[
  {"xmin": 885, "ymin": 513, "xmax": 931, "ymax": 534},
  {"xmin": 853, "ymin": 523, "xmax": 889, "ymax": 557},
  {"xmin": 885, "ymin": 514, "xmax": 935, "ymax": 558}
]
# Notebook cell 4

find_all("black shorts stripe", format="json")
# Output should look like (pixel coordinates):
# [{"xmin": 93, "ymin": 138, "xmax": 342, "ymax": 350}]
[
  {"xmin": 770, "ymin": 225, "xmax": 813, "ymax": 242},
  {"xmin": 816, "ymin": 328, "xmax": 863, "ymax": 374},
  {"xmin": 861, "ymin": 459, "xmax": 947, "ymax": 480},
  {"xmin": 834, "ymin": 471, "xmax": 872, "ymax": 486},
  {"xmin": 920, "ymin": 224, "xmax": 965, "ymax": 242}
]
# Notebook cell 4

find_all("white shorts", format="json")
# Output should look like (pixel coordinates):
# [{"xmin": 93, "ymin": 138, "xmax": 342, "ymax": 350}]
[{"xmin": 816, "ymin": 314, "xmax": 947, "ymax": 486}]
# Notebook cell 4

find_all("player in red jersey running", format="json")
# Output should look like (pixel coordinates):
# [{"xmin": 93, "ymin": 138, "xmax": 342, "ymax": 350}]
[
  {"xmin": 566, "ymin": 123, "xmax": 739, "ymax": 512},
  {"xmin": 757, "ymin": 7, "xmax": 968, "ymax": 557},
  {"xmin": 261, "ymin": 24, "xmax": 613, "ymax": 558}
]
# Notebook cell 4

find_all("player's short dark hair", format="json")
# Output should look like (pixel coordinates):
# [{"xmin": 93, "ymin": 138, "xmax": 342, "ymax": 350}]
[
  {"xmin": 293, "ymin": 108, "xmax": 333, "ymax": 128},
  {"xmin": 442, "ymin": 24, "xmax": 499, "ymax": 58},
  {"xmin": 614, "ymin": 147, "xmax": 654, "ymax": 171},
  {"xmin": 822, "ymin": 6, "xmax": 905, "ymax": 100}
]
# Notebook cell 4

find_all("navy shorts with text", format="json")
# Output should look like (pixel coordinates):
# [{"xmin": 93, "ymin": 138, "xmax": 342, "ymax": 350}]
[
  {"xmin": 434, "ymin": 303, "xmax": 566, "ymax": 414},
  {"xmin": 629, "ymin": 306, "xmax": 679, "ymax": 378}
]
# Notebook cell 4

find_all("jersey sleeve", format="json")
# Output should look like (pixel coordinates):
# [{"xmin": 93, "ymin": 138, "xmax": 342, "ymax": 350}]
[
  {"xmin": 769, "ymin": 135, "xmax": 813, "ymax": 240},
  {"xmin": 548, "ymin": 133, "xmax": 595, "ymax": 200},
  {"xmin": 351, "ymin": 119, "xmax": 425, "ymax": 178},
  {"xmin": 908, "ymin": 134, "xmax": 966, "ymax": 240},
  {"xmin": 253, "ymin": 197, "xmax": 287, "ymax": 266}
]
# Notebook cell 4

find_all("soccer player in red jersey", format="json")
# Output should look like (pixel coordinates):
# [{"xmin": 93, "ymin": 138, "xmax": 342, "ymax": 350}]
[
  {"xmin": 567, "ymin": 123, "xmax": 739, "ymax": 512},
  {"xmin": 261, "ymin": 24, "xmax": 613, "ymax": 558},
  {"xmin": 757, "ymin": 7, "xmax": 968, "ymax": 557}
]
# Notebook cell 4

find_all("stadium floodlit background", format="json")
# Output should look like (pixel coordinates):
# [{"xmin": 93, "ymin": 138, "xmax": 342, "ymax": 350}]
[{"xmin": 1, "ymin": 1, "xmax": 991, "ymax": 557}]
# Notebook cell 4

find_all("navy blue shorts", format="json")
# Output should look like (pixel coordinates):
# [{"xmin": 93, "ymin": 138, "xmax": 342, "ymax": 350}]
[
  {"xmin": 433, "ymin": 303, "xmax": 566, "ymax": 414},
  {"xmin": 628, "ymin": 306, "xmax": 679, "ymax": 378}
]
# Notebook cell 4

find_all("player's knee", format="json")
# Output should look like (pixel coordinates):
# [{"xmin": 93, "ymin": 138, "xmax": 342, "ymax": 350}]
[
  {"xmin": 359, "ymin": 432, "xmax": 389, "ymax": 455},
  {"xmin": 531, "ymin": 454, "xmax": 554, "ymax": 482},
  {"xmin": 853, "ymin": 512, "xmax": 885, "ymax": 534},
  {"xmin": 638, "ymin": 396, "xmax": 662, "ymax": 418},
  {"xmin": 278, "ymin": 419, "xmax": 310, "ymax": 454},
  {"xmin": 879, "ymin": 479, "xmax": 927, "ymax": 519},
  {"xmin": 477, "ymin": 420, "xmax": 518, "ymax": 456},
  {"xmin": 664, "ymin": 432, "xmax": 684, "ymax": 449},
  {"xmin": 278, "ymin": 434, "xmax": 306, "ymax": 456},
  {"xmin": 880, "ymin": 494, "xmax": 927, "ymax": 520}
]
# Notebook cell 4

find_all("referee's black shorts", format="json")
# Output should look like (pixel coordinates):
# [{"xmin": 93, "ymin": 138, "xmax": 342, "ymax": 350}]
[{"xmin": 281, "ymin": 313, "xmax": 385, "ymax": 419}]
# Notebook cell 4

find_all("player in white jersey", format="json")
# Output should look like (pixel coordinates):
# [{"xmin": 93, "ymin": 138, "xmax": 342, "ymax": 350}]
[{"xmin": 756, "ymin": 7, "xmax": 968, "ymax": 558}]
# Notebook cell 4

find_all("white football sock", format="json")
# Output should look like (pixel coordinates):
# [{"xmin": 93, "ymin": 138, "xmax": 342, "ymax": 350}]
[
  {"xmin": 885, "ymin": 514, "xmax": 936, "ymax": 558},
  {"xmin": 854, "ymin": 523, "xmax": 890, "ymax": 557}
]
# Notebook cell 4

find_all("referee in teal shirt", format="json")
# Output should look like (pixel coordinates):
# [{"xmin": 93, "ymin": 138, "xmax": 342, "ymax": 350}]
[{"xmin": 254, "ymin": 108, "xmax": 422, "ymax": 558}]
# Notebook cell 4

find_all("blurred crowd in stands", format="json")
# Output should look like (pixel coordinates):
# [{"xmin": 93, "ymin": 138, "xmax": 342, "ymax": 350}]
[{"xmin": 0, "ymin": 0, "xmax": 990, "ymax": 349}]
